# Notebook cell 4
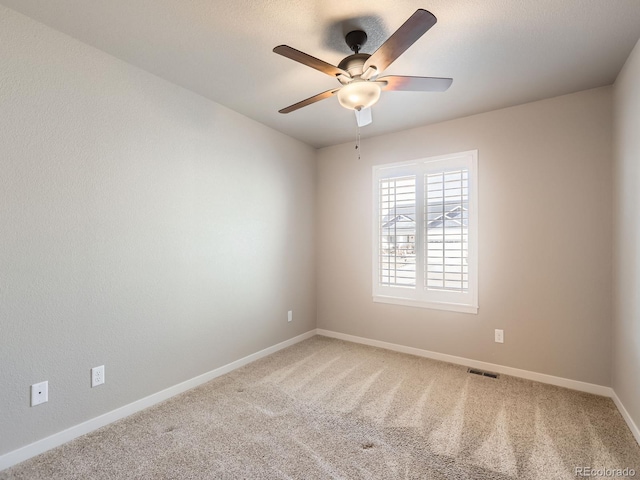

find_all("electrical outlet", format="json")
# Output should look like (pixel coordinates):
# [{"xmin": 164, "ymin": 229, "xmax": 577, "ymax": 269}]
[
  {"xmin": 495, "ymin": 329, "xmax": 504, "ymax": 344},
  {"xmin": 287, "ymin": 310, "xmax": 293, "ymax": 323},
  {"xmin": 31, "ymin": 381, "xmax": 48, "ymax": 406},
  {"xmin": 91, "ymin": 365, "xmax": 105, "ymax": 387}
]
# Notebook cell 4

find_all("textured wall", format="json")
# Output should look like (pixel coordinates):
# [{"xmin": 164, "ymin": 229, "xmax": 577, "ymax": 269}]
[
  {"xmin": 613, "ymin": 38, "xmax": 640, "ymax": 433},
  {"xmin": 317, "ymin": 87, "xmax": 613, "ymax": 386},
  {"xmin": 0, "ymin": 6, "xmax": 316, "ymax": 455}
]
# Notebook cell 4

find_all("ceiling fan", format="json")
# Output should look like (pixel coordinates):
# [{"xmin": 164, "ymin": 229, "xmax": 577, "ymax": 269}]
[{"xmin": 273, "ymin": 9, "xmax": 452, "ymax": 127}]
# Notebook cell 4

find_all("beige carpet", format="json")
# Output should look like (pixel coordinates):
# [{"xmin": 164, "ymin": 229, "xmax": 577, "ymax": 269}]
[{"xmin": 2, "ymin": 336, "xmax": 639, "ymax": 479}]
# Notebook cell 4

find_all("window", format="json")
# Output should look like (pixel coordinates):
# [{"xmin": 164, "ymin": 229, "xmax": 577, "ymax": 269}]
[{"xmin": 373, "ymin": 151, "xmax": 478, "ymax": 313}]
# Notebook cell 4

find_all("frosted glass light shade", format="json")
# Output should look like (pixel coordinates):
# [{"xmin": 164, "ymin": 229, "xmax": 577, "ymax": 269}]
[{"xmin": 337, "ymin": 81, "xmax": 381, "ymax": 110}]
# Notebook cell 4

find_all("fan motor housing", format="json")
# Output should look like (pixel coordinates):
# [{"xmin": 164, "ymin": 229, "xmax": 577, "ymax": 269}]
[{"xmin": 337, "ymin": 54, "xmax": 371, "ymax": 82}]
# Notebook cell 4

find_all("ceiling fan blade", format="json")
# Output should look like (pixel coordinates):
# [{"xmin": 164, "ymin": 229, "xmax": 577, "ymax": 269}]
[
  {"xmin": 377, "ymin": 75, "xmax": 452, "ymax": 92},
  {"xmin": 279, "ymin": 88, "xmax": 341, "ymax": 114},
  {"xmin": 355, "ymin": 107, "xmax": 372, "ymax": 127},
  {"xmin": 273, "ymin": 45, "xmax": 349, "ymax": 78},
  {"xmin": 363, "ymin": 9, "xmax": 437, "ymax": 74}
]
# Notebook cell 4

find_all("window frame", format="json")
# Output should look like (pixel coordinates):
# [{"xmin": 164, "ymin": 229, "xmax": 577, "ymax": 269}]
[{"xmin": 372, "ymin": 150, "xmax": 478, "ymax": 314}]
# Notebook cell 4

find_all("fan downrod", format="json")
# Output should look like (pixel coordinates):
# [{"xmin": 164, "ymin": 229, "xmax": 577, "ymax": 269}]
[{"xmin": 345, "ymin": 30, "xmax": 367, "ymax": 54}]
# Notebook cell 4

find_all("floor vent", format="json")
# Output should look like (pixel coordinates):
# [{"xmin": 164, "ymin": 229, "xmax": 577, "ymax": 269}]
[{"xmin": 467, "ymin": 368, "xmax": 500, "ymax": 379}]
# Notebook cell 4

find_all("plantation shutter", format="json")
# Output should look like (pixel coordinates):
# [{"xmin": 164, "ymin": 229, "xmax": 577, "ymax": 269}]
[
  {"xmin": 373, "ymin": 150, "xmax": 477, "ymax": 313},
  {"xmin": 425, "ymin": 169, "xmax": 469, "ymax": 292},
  {"xmin": 379, "ymin": 175, "xmax": 417, "ymax": 287}
]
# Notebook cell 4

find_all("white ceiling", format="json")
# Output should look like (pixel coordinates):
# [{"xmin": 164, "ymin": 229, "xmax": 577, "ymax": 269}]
[{"xmin": 3, "ymin": 0, "xmax": 640, "ymax": 148}]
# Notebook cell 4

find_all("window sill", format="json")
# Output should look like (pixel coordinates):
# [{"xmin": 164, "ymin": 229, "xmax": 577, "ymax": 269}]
[{"xmin": 373, "ymin": 295, "xmax": 478, "ymax": 314}]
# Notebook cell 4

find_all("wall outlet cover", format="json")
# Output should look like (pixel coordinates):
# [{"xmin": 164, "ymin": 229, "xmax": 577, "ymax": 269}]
[
  {"xmin": 31, "ymin": 381, "xmax": 48, "ymax": 406},
  {"xmin": 495, "ymin": 329, "xmax": 504, "ymax": 344},
  {"xmin": 91, "ymin": 365, "xmax": 105, "ymax": 387}
]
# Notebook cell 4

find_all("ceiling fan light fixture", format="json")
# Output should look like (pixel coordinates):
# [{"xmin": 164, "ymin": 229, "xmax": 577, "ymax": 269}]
[
  {"xmin": 274, "ymin": 9, "xmax": 451, "ymax": 125},
  {"xmin": 337, "ymin": 81, "xmax": 381, "ymax": 111}
]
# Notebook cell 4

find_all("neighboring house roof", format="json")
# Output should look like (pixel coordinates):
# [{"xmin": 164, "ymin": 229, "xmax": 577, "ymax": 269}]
[
  {"xmin": 427, "ymin": 205, "xmax": 468, "ymax": 229},
  {"xmin": 382, "ymin": 214, "xmax": 415, "ymax": 232},
  {"xmin": 382, "ymin": 202, "xmax": 468, "ymax": 234}
]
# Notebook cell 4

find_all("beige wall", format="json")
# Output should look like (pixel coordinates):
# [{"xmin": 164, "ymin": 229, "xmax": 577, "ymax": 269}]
[
  {"xmin": 0, "ymin": 6, "xmax": 316, "ymax": 455},
  {"xmin": 613, "ymin": 38, "xmax": 640, "ymax": 432},
  {"xmin": 317, "ymin": 87, "xmax": 613, "ymax": 386}
]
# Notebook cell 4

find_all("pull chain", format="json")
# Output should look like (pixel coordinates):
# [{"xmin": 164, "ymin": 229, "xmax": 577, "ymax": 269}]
[{"xmin": 355, "ymin": 123, "xmax": 361, "ymax": 160}]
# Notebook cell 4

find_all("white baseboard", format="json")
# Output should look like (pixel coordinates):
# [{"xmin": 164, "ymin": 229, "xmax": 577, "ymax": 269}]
[
  {"xmin": 0, "ymin": 329, "xmax": 316, "ymax": 472},
  {"xmin": 611, "ymin": 391, "xmax": 640, "ymax": 446},
  {"xmin": 316, "ymin": 329, "xmax": 612, "ymax": 396}
]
